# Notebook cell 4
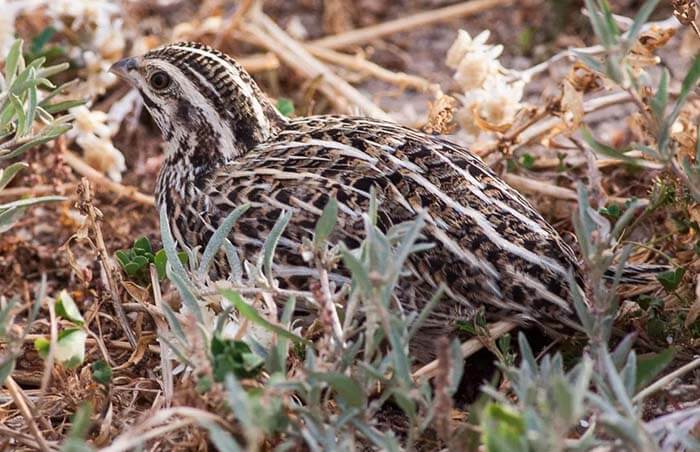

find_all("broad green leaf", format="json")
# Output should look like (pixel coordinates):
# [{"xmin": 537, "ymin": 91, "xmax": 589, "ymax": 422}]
[
  {"xmin": 154, "ymin": 249, "xmax": 167, "ymax": 280},
  {"xmin": 656, "ymin": 267, "xmax": 685, "ymax": 292},
  {"xmin": 276, "ymin": 98, "xmax": 294, "ymax": 117},
  {"xmin": 30, "ymin": 26, "xmax": 56, "ymax": 55},
  {"xmin": 56, "ymin": 328, "xmax": 87, "ymax": 369},
  {"xmin": 35, "ymin": 329, "xmax": 87, "ymax": 369},
  {"xmin": 636, "ymin": 348, "xmax": 675, "ymax": 392},
  {"xmin": 133, "ymin": 236, "xmax": 152, "ymax": 254},
  {"xmin": 91, "ymin": 360, "xmax": 113, "ymax": 385},
  {"xmin": 211, "ymin": 336, "xmax": 264, "ymax": 381},
  {"xmin": 311, "ymin": 372, "xmax": 364, "ymax": 408},
  {"xmin": 55, "ymin": 289, "xmax": 84, "ymax": 325}
]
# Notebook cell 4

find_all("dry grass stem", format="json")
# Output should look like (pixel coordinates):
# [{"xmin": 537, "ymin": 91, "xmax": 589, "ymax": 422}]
[
  {"xmin": 4, "ymin": 376, "xmax": 52, "ymax": 452},
  {"xmin": 245, "ymin": 14, "xmax": 391, "ymax": 120},
  {"xmin": 78, "ymin": 179, "xmax": 138, "ymax": 347},
  {"xmin": 63, "ymin": 150, "xmax": 155, "ymax": 206},
  {"xmin": 307, "ymin": 44, "xmax": 439, "ymax": 93},
  {"xmin": 311, "ymin": 0, "xmax": 515, "ymax": 49},
  {"xmin": 412, "ymin": 320, "xmax": 518, "ymax": 380}
]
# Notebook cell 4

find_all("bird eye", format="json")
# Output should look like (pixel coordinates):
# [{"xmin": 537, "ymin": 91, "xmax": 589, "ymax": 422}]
[{"xmin": 149, "ymin": 71, "xmax": 171, "ymax": 90}]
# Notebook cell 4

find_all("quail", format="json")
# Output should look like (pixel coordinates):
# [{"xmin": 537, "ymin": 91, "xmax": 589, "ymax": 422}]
[{"xmin": 110, "ymin": 42, "xmax": 585, "ymax": 362}]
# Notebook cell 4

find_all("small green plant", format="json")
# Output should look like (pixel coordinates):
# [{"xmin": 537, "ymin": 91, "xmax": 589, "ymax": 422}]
[{"xmin": 115, "ymin": 236, "xmax": 187, "ymax": 285}]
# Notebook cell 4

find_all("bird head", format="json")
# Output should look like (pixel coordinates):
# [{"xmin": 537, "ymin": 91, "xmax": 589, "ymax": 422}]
[{"xmin": 110, "ymin": 42, "xmax": 286, "ymax": 160}]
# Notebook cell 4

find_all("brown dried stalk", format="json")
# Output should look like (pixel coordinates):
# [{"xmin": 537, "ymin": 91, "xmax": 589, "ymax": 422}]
[
  {"xmin": 244, "ymin": 13, "xmax": 391, "ymax": 120},
  {"xmin": 77, "ymin": 178, "xmax": 137, "ymax": 347},
  {"xmin": 4, "ymin": 376, "xmax": 52, "ymax": 452},
  {"xmin": 63, "ymin": 148, "xmax": 155, "ymax": 206},
  {"xmin": 311, "ymin": 0, "xmax": 515, "ymax": 49},
  {"xmin": 412, "ymin": 320, "xmax": 517, "ymax": 380}
]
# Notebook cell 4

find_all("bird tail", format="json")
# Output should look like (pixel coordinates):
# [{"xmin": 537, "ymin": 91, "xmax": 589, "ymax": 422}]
[{"xmin": 604, "ymin": 263, "xmax": 670, "ymax": 284}]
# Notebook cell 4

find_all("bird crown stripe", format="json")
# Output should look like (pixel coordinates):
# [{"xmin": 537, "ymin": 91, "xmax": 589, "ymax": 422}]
[{"xmin": 167, "ymin": 44, "xmax": 270, "ymax": 133}]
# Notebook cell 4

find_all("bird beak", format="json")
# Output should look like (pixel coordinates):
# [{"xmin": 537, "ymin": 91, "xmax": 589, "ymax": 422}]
[{"xmin": 109, "ymin": 57, "xmax": 138, "ymax": 82}]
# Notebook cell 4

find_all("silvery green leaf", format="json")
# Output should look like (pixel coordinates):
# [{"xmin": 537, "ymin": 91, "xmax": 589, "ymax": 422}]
[
  {"xmin": 223, "ymin": 239, "xmax": 243, "ymax": 284},
  {"xmin": 621, "ymin": 350, "xmax": 637, "ymax": 397},
  {"xmin": 41, "ymin": 99, "xmax": 84, "ymax": 115},
  {"xmin": 4, "ymin": 40, "xmax": 22, "ymax": 86},
  {"xmin": 0, "ymin": 162, "xmax": 27, "ymax": 190},
  {"xmin": 0, "ymin": 194, "xmax": 65, "ymax": 211},
  {"xmin": 624, "ymin": 0, "xmax": 660, "ymax": 48},
  {"xmin": 517, "ymin": 332, "xmax": 537, "ymax": 372},
  {"xmin": 650, "ymin": 68, "xmax": 669, "ymax": 122},
  {"xmin": 611, "ymin": 333, "xmax": 637, "ymax": 368},
  {"xmin": 224, "ymin": 374, "xmax": 253, "ymax": 431},
  {"xmin": 407, "ymin": 284, "xmax": 443, "ymax": 341},
  {"xmin": 313, "ymin": 196, "xmax": 337, "ymax": 249},
  {"xmin": 9, "ymin": 94, "xmax": 25, "ymax": 138},
  {"xmin": 1, "ymin": 124, "xmax": 72, "ymax": 160},
  {"xmin": 340, "ymin": 245, "xmax": 371, "ymax": 296},
  {"xmin": 36, "ymin": 62, "xmax": 70, "ymax": 79},
  {"xmin": 263, "ymin": 210, "xmax": 291, "ymax": 283},
  {"xmin": 197, "ymin": 203, "xmax": 250, "ymax": 279},
  {"xmin": 24, "ymin": 83, "xmax": 37, "ymax": 136},
  {"xmin": 159, "ymin": 203, "xmax": 189, "ymax": 279},
  {"xmin": 201, "ymin": 421, "xmax": 242, "ymax": 452},
  {"xmin": 0, "ymin": 206, "xmax": 23, "ymax": 232},
  {"xmin": 0, "ymin": 357, "xmax": 15, "ymax": 386},
  {"xmin": 448, "ymin": 337, "xmax": 464, "ymax": 395},
  {"xmin": 221, "ymin": 289, "xmax": 307, "ymax": 345},
  {"xmin": 600, "ymin": 347, "xmax": 635, "ymax": 415}
]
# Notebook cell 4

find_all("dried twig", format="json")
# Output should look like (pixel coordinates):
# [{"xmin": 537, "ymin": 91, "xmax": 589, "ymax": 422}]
[
  {"xmin": 633, "ymin": 356, "xmax": 700, "ymax": 402},
  {"xmin": 63, "ymin": 149, "xmax": 155, "ymax": 206},
  {"xmin": 306, "ymin": 45, "xmax": 439, "ymax": 93},
  {"xmin": 4, "ymin": 376, "xmax": 52, "ymax": 452},
  {"xmin": 38, "ymin": 298, "xmax": 57, "ymax": 396},
  {"xmin": 77, "ymin": 178, "xmax": 137, "ymax": 347},
  {"xmin": 244, "ymin": 14, "xmax": 391, "ymax": 120},
  {"xmin": 150, "ymin": 265, "xmax": 174, "ymax": 407},
  {"xmin": 311, "ymin": 0, "xmax": 515, "ymax": 49},
  {"xmin": 412, "ymin": 320, "xmax": 517, "ymax": 380}
]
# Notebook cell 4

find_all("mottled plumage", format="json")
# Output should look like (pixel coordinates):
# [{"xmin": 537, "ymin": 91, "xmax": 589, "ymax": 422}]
[{"xmin": 111, "ymin": 42, "xmax": 585, "ymax": 361}]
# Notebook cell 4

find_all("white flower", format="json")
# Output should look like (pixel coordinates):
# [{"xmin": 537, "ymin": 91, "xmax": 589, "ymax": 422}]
[
  {"xmin": 446, "ymin": 30, "xmax": 492, "ymax": 69},
  {"xmin": 456, "ymin": 78, "xmax": 525, "ymax": 138},
  {"xmin": 69, "ymin": 106, "xmax": 126, "ymax": 181},
  {"xmin": 456, "ymin": 91, "xmax": 485, "ymax": 137},
  {"xmin": 476, "ymin": 78, "xmax": 524, "ymax": 127},
  {"xmin": 78, "ymin": 133, "xmax": 126, "ymax": 182},
  {"xmin": 454, "ymin": 45, "xmax": 504, "ymax": 91},
  {"xmin": 70, "ymin": 106, "xmax": 112, "ymax": 138}
]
